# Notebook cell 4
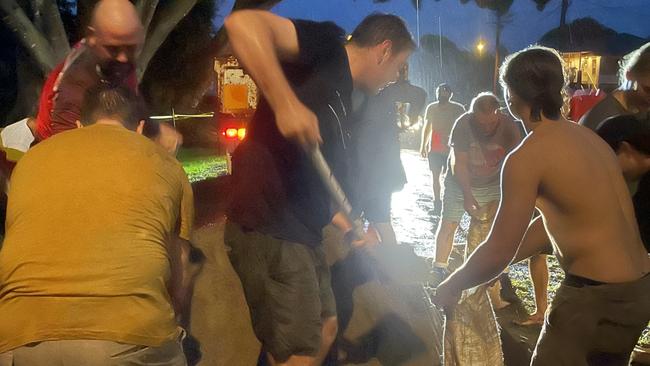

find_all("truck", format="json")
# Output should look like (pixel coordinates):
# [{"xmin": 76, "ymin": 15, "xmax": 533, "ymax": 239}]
[{"xmin": 214, "ymin": 56, "xmax": 258, "ymax": 173}]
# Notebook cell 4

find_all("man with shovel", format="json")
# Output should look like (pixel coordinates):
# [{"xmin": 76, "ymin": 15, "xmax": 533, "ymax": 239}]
[{"xmin": 223, "ymin": 11, "xmax": 414, "ymax": 366}]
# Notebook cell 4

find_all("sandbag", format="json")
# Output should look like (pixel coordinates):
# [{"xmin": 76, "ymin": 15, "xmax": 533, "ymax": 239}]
[{"xmin": 444, "ymin": 201, "xmax": 504, "ymax": 366}]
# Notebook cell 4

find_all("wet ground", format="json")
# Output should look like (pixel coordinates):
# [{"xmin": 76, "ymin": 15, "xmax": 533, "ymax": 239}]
[
  {"xmin": 393, "ymin": 149, "xmax": 650, "ymax": 362},
  {"xmin": 392, "ymin": 150, "xmax": 470, "ymax": 257},
  {"xmin": 393, "ymin": 150, "xmax": 544, "ymax": 356},
  {"xmin": 184, "ymin": 146, "xmax": 649, "ymax": 364},
  {"xmin": 393, "ymin": 150, "xmax": 557, "ymax": 307}
]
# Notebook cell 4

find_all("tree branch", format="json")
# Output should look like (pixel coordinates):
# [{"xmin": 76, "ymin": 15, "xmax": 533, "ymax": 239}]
[
  {"xmin": 38, "ymin": 0, "xmax": 71, "ymax": 62},
  {"xmin": 32, "ymin": 0, "xmax": 45, "ymax": 32},
  {"xmin": 136, "ymin": 0, "xmax": 159, "ymax": 36},
  {"xmin": 0, "ymin": 0, "xmax": 56, "ymax": 73},
  {"xmin": 136, "ymin": 0, "xmax": 197, "ymax": 81}
]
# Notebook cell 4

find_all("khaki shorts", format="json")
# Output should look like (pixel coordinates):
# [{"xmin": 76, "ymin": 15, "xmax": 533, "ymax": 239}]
[
  {"xmin": 532, "ymin": 273, "xmax": 650, "ymax": 366},
  {"xmin": 225, "ymin": 221, "xmax": 337, "ymax": 362},
  {"xmin": 0, "ymin": 333, "xmax": 186, "ymax": 366},
  {"xmin": 441, "ymin": 177, "xmax": 500, "ymax": 222}
]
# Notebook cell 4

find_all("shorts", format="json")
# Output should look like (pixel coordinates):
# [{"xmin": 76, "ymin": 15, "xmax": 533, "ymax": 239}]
[
  {"xmin": 224, "ymin": 221, "xmax": 336, "ymax": 362},
  {"xmin": 441, "ymin": 177, "xmax": 500, "ymax": 222},
  {"xmin": 532, "ymin": 273, "xmax": 650, "ymax": 365},
  {"xmin": 428, "ymin": 152, "xmax": 448, "ymax": 172}
]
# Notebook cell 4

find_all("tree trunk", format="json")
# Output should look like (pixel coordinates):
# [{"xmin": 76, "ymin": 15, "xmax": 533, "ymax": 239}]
[
  {"xmin": 32, "ymin": 0, "xmax": 70, "ymax": 62},
  {"xmin": 136, "ymin": 0, "xmax": 160, "ymax": 36},
  {"xmin": 38, "ymin": 0, "xmax": 70, "ymax": 62},
  {"xmin": 6, "ymin": 48, "xmax": 44, "ymax": 122},
  {"xmin": 136, "ymin": 0, "xmax": 198, "ymax": 81},
  {"xmin": 0, "ymin": 0, "xmax": 56, "ymax": 73}
]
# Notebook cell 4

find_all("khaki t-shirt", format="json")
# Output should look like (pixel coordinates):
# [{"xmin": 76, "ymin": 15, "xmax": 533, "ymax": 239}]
[
  {"xmin": 0, "ymin": 124, "xmax": 194, "ymax": 353},
  {"xmin": 450, "ymin": 112, "xmax": 522, "ymax": 187}
]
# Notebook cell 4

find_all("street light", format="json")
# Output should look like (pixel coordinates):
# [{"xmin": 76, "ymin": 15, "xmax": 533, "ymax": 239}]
[{"xmin": 476, "ymin": 39, "xmax": 485, "ymax": 55}]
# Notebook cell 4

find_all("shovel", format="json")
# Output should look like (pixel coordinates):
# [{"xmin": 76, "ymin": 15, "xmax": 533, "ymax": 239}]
[{"xmin": 306, "ymin": 147, "xmax": 430, "ymax": 284}]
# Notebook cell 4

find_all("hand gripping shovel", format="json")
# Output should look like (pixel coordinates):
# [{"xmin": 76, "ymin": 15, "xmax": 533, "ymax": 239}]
[{"xmin": 305, "ymin": 146, "xmax": 430, "ymax": 284}]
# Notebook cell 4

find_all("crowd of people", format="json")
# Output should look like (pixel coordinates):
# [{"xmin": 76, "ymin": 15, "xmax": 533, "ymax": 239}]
[{"xmin": 0, "ymin": 0, "xmax": 648, "ymax": 365}]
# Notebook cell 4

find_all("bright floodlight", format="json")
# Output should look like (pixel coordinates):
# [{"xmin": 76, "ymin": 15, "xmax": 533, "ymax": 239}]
[{"xmin": 476, "ymin": 40, "xmax": 485, "ymax": 52}]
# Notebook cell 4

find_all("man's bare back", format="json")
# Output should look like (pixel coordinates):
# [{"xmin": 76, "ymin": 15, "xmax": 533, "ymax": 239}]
[{"xmin": 519, "ymin": 119, "xmax": 649, "ymax": 283}]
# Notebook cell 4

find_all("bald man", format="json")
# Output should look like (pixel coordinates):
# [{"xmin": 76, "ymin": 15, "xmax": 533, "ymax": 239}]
[{"xmin": 33, "ymin": 0, "xmax": 173, "ymax": 145}]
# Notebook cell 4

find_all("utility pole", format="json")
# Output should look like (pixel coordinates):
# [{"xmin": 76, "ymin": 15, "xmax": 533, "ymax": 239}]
[
  {"xmin": 492, "ymin": 15, "xmax": 503, "ymax": 94},
  {"xmin": 559, "ymin": 0, "xmax": 570, "ymax": 51},
  {"xmin": 416, "ymin": 0, "xmax": 420, "ymax": 47}
]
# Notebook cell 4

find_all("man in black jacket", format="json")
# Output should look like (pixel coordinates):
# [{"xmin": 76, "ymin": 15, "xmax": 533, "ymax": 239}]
[{"xmin": 224, "ymin": 11, "xmax": 415, "ymax": 366}]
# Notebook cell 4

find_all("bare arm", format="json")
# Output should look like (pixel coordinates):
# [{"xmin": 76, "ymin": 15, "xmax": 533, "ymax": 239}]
[
  {"xmin": 440, "ymin": 151, "xmax": 540, "ymax": 294},
  {"xmin": 420, "ymin": 106, "xmax": 433, "ymax": 156},
  {"xmin": 452, "ymin": 150, "xmax": 479, "ymax": 216},
  {"xmin": 224, "ymin": 10, "xmax": 321, "ymax": 146},
  {"xmin": 452, "ymin": 151, "xmax": 471, "ymax": 195},
  {"xmin": 511, "ymin": 215, "xmax": 554, "ymax": 264}
]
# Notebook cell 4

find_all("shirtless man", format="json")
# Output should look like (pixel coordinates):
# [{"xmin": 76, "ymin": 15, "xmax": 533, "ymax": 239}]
[
  {"xmin": 420, "ymin": 84, "xmax": 465, "ymax": 212},
  {"xmin": 434, "ymin": 46, "xmax": 650, "ymax": 365}
]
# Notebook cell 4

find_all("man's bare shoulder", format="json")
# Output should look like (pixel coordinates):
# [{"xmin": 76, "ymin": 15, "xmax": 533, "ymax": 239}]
[
  {"xmin": 425, "ymin": 101, "xmax": 439, "ymax": 110},
  {"xmin": 450, "ymin": 101, "xmax": 465, "ymax": 111},
  {"xmin": 503, "ymin": 131, "xmax": 546, "ymax": 172}
]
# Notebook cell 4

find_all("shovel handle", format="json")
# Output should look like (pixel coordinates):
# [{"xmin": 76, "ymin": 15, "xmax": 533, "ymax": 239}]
[{"xmin": 305, "ymin": 147, "xmax": 364, "ymax": 241}]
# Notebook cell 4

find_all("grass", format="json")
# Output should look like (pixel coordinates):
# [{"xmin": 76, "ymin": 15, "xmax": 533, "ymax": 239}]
[
  {"xmin": 508, "ymin": 255, "xmax": 564, "ymax": 315},
  {"xmin": 177, "ymin": 147, "xmax": 228, "ymax": 183}
]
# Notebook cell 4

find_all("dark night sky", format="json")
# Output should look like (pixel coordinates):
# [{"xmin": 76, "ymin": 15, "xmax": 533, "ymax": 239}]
[{"xmin": 217, "ymin": 0, "xmax": 650, "ymax": 53}]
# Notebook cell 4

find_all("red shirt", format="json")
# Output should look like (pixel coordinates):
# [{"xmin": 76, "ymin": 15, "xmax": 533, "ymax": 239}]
[
  {"xmin": 35, "ymin": 41, "xmax": 137, "ymax": 141},
  {"xmin": 569, "ymin": 90, "xmax": 606, "ymax": 123}
]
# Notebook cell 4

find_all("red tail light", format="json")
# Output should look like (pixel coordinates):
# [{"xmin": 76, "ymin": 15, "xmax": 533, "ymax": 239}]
[
  {"xmin": 222, "ymin": 128, "xmax": 246, "ymax": 141},
  {"xmin": 224, "ymin": 128, "xmax": 238, "ymax": 138},
  {"xmin": 237, "ymin": 128, "xmax": 246, "ymax": 140}
]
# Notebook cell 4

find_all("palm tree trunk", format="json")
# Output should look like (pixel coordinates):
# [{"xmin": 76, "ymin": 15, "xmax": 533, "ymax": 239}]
[
  {"xmin": 0, "ymin": 0, "xmax": 56, "ymax": 73},
  {"xmin": 136, "ymin": 0, "xmax": 198, "ymax": 81}
]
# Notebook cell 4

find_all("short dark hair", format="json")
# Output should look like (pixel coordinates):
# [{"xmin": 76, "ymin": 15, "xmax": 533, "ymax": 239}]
[
  {"xmin": 349, "ymin": 13, "xmax": 416, "ymax": 54},
  {"xmin": 500, "ymin": 46, "xmax": 567, "ymax": 121},
  {"xmin": 619, "ymin": 42, "xmax": 650, "ymax": 85},
  {"xmin": 596, "ymin": 113, "xmax": 650, "ymax": 155},
  {"xmin": 436, "ymin": 83, "xmax": 451, "ymax": 100},
  {"xmin": 80, "ymin": 85, "xmax": 142, "ymax": 130},
  {"xmin": 470, "ymin": 92, "xmax": 500, "ymax": 114}
]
